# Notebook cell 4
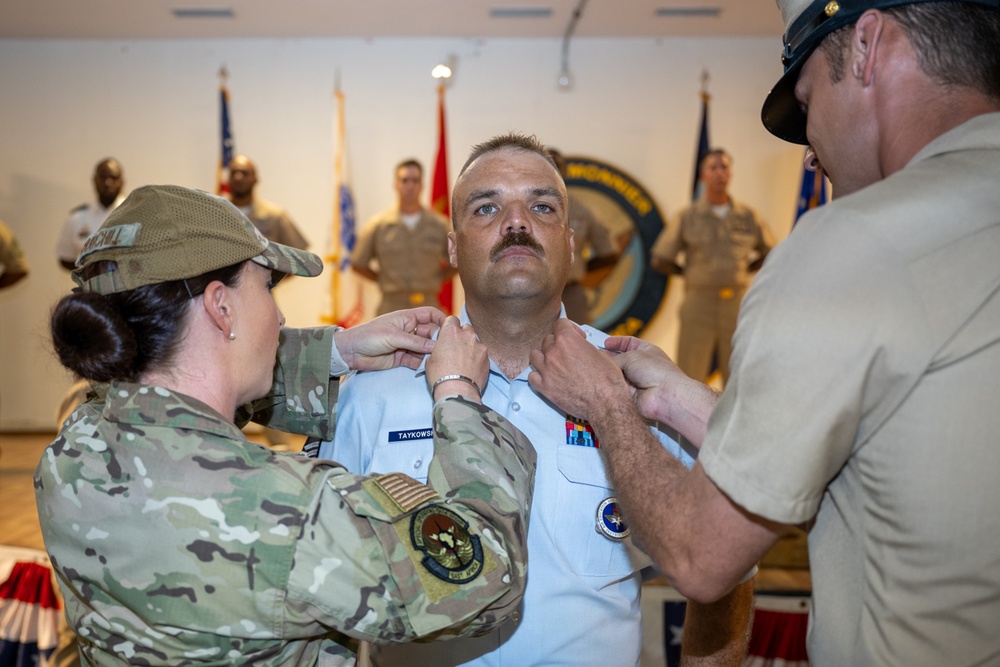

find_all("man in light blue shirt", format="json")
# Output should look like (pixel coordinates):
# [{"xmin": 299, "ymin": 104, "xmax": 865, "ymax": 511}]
[{"xmin": 312, "ymin": 133, "xmax": 753, "ymax": 666}]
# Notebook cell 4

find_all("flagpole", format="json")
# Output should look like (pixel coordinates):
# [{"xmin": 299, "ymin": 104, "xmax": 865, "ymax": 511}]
[
  {"xmin": 431, "ymin": 80, "xmax": 454, "ymax": 314},
  {"xmin": 692, "ymin": 70, "xmax": 711, "ymax": 201},
  {"xmin": 216, "ymin": 66, "xmax": 233, "ymax": 195}
]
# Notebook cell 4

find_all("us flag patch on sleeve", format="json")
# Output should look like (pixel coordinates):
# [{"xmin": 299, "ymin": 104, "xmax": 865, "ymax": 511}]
[{"xmin": 371, "ymin": 472, "xmax": 439, "ymax": 513}]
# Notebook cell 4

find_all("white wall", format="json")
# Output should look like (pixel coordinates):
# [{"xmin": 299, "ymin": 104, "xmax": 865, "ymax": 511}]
[{"xmin": 0, "ymin": 35, "xmax": 806, "ymax": 430}]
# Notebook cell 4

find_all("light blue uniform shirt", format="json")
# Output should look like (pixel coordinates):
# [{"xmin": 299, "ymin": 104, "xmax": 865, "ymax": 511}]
[{"xmin": 318, "ymin": 308, "xmax": 696, "ymax": 666}]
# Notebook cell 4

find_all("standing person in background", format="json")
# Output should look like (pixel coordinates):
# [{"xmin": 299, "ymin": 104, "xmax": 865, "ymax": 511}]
[
  {"xmin": 226, "ymin": 154, "xmax": 311, "ymax": 447},
  {"xmin": 226, "ymin": 154, "xmax": 310, "ymax": 251},
  {"xmin": 527, "ymin": 0, "xmax": 1000, "ymax": 664},
  {"xmin": 352, "ymin": 159, "xmax": 455, "ymax": 315},
  {"xmin": 314, "ymin": 133, "xmax": 753, "ymax": 667},
  {"xmin": 38, "ymin": 184, "xmax": 536, "ymax": 666},
  {"xmin": 0, "ymin": 220, "xmax": 29, "ymax": 289},
  {"xmin": 651, "ymin": 149, "xmax": 773, "ymax": 386},
  {"xmin": 56, "ymin": 158, "xmax": 124, "ymax": 270},
  {"xmin": 0, "ymin": 218, "xmax": 29, "ymax": 425},
  {"xmin": 548, "ymin": 148, "xmax": 623, "ymax": 325}
]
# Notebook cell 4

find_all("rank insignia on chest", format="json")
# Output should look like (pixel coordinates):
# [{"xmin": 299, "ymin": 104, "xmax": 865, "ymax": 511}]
[
  {"xmin": 566, "ymin": 415, "xmax": 600, "ymax": 448},
  {"xmin": 410, "ymin": 505, "xmax": 484, "ymax": 583},
  {"xmin": 596, "ymin": 497, "xmax": 630, "ymax": 541}
]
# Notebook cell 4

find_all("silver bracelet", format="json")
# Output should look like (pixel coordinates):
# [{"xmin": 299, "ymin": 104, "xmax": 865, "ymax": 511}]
[{"xmin": 432, "ymin": 374, "xmax": 483, "ymax": 400}]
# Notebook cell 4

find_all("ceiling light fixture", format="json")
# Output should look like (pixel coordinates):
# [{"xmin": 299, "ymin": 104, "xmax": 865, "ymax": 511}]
[
  {"xmin": 490, "ymin": 6, "xmax": 554, "ymax": 18},
  {"xmin": 432, "ymin": 54, "xmax": 459, "ymax": 88},
  {"xmin": 654, "ymin": 6, "xmax": 722, "ymax": 18},
  {"xmin": 172, "ymin": 7, "xmax": 235, "ymax": 18}
]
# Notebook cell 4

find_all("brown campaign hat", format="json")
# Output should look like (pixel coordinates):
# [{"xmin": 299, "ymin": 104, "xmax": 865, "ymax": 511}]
[
  {"xmin": 73, "ymin": 184, "xmax": 322, "ymax": 295},
  {"xmin": 761, "ymin": 0, "xmax": 1000, "ymax": 144}
]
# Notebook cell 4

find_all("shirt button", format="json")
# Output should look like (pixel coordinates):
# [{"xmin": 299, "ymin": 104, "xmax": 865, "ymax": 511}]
[
  {"xmin": 511, "ymin": 402, "xmax": 521, "ymax": 412},
  {"xmin": 413, "ymin": 459, "xmax": 423, "ymax": 469},
  {"xmin": 511, "ymin": 611, "xmax": 521, "ymax": 623}
]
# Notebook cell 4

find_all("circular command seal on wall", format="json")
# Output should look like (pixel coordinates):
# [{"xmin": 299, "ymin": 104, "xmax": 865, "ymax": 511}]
[{"xmin": 564, "ymin": 156, "xmax": 668, "ymax": 336}]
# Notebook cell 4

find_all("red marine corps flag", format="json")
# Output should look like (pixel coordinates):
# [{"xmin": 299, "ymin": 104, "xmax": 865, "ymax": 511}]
[{"xmin": 431, "ymin": 83, "xmax": 455, "ymax": 315}]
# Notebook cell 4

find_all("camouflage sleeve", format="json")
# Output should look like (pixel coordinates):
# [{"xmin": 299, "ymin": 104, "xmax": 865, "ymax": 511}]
[
  {"xmin": 285, "ymin": 395, "xmax": 536, "ymax": 644},
  {"xmin": 238, "ymin": 327, "xmax": 340, "ymax": 440}
]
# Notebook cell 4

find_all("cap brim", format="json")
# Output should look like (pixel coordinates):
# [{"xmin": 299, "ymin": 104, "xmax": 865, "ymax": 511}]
[
  {"xmin": 761, "ymin": 60, "xmax": 809, "ymax": 145},
  {"xmin": 251, "ymin": 241, "xmax": 323, "ymax": 278}
]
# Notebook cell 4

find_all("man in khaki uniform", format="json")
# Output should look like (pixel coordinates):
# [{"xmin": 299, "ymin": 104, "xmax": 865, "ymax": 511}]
[
  {"xmin": 548, "ymin": 148, "xmax": 621, "ymax": 325},
  {"xmin": 0, "ymin": 220, "xmax": 29, "ymax": 289},
  {"xmin": 352, "ymin": 159, "xmax": 455, "ymax": 315},
  {"xmin": 528, "ymin": 1, "xmax": 1000, "ymax": 665},
  {"xmin": 651, "ymin": 149, "xmax": 773, "ymax": 385},
  {"xmin": 227, "ymin": 155, "xmax": 310, "ymax": 251}
]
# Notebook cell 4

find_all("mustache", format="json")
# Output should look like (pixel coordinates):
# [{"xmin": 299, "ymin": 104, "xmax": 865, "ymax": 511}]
[{"xmin": 489, "ymin": 231, "xmax": 544, "ymax": 260}]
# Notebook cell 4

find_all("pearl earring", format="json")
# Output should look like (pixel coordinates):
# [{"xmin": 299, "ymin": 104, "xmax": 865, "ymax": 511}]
[{"xmin": 229, "ymin": 332, "xmax": 236, "ymax": 341}]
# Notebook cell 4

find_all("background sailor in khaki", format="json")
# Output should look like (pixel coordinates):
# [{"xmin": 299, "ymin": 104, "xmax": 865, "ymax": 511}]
[
  {"xmin": 0, "ymin": 220, "xmax": 29, "ymax": 289},
  {"xmin": 226, "ymin": 154, "xmax": 310, "ymax": 251},
  {"xmin": 548, "ymin": 148, "xmax": 622, "ymax": 325},
  {"xmin": 352, "ymin": 159, "xmax": 455, "ymax": 315},
  {"xmin": 651, "ymin": 148, "xmax": 773, "ymax": 385}
]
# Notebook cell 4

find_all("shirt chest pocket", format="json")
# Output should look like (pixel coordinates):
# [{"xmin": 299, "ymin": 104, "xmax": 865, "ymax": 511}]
[
  {"xmin": 369, "ymin": 437, "xmax": 435, "ymax": 484},
  {"xmin": 555, "ymin": 445, "xmax": 650, "ymax": 578},
  {"xmin": 418, "ymin": 232, "xmax": 444, "ymax": 255}
]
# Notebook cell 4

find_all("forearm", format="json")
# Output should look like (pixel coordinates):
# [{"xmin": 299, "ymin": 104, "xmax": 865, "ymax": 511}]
[
  {"xmin": 239, "ymin": 327, "xmax": 340, "ymax": 439},
  {"xmin": 648, "ymin": 374, "xmax": 720, "ymax": 448},
  {"xmin": 0, "ymin": 270, "xmax": 27, "ymax": 288},
  {"xmin": 588, "ymin": 393, "xmax": 699, "ymax": 584},
  {"xmin": 421, "ymin": 396, "xmax": 537, "ymax": 635},
  {"xmin": 590, "ymin": 391, "xmax": 766, "ymax": 602},
  {"xmin": 680, "ymin": 579, "xmax": 754, "ymax": 666},
  {"xmin": 352, "ymin": 264, "xmax": 378, "ymax": 281}
]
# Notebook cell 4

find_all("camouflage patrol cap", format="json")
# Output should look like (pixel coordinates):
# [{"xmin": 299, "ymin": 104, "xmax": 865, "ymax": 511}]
[
  {"xmin": 73, "ymin": 184, "xmax": 322, "ymax": 295},
  {"xmin": 761, "ymin": 0, "xmax": 1000, "ymax": 144}
]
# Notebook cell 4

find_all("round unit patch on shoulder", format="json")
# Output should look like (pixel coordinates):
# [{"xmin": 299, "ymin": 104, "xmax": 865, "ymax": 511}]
[
  {"xmin": 410, "ymin": 504, "xmax": 485, "ymax": 583},
  {"xmin": 596, "ymin": 497, "xmax": 631, "ymax": 541}
]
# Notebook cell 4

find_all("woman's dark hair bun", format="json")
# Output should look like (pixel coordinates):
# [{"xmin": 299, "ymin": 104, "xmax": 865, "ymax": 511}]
[{"xmin": 51, "ymin": 292, "xmax": 139, "ymax": 382}]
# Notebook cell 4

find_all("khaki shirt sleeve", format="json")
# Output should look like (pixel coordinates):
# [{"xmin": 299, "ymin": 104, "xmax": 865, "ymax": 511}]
[
  {"xmin": 754, "ymin": 209, "xmax": 776, "ymax": 256},
  {"xmin": 277, "ymin": 210, "xmax": 310, "ymax": 251},
  {"xmin": 651, "ymin": 211, "xmax": 684, "ymax": 264},
  {"xmin": 286, "ymin": 396, "xmax": 536, "ymax": 643},
  {"xmin": 582, "ymin": 208, "xmax": 617, "ymax": 260},
  {"xmin": 351, "ymin": 219, "xmax": 377, "ymax": 270},
  {"xmin": 0, "ymin": 222, "xmax": 29, "ymax": 275}
]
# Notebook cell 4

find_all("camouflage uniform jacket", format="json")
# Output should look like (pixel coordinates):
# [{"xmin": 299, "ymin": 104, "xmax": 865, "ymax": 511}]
[{"xmin": 35, "ymin": 330, "xmax": 536, "ymax": 666}]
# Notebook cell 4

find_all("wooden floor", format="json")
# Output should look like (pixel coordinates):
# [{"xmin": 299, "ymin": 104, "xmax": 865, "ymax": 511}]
[
  {"xmin": 1, "ymin": 431, "xmax": 50, "ymax": 551},
  {"xmin": 1, "ymin": 430, "xmax": 809, "ymax": 592}
]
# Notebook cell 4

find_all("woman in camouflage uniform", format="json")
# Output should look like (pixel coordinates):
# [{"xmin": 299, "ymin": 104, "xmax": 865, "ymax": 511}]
[{"xmin": 37, "ymin": 185, "xmax": 535, "ymax": 666}]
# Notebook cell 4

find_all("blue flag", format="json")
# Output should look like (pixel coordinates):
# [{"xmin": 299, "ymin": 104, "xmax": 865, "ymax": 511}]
[
  {"xmin": 692, "ymin": 91, "xmax": 710, "ymax": 201},
  {"xmin": 663, "ymin": 599, "xmax": 687, "ymax": 667},
  {"xmin": 216, "ymin": 80, "xmax": 234, "ymax": 195}
]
